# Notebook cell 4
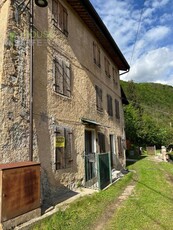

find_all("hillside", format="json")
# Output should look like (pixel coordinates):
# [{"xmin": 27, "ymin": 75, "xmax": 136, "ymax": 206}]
[{"xmin": 121, "ymin": 80, "xmax": 173, "ymax": 147}]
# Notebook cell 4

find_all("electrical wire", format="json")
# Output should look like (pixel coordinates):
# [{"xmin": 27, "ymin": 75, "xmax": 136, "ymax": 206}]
[{"xmin": 129, "ymin": 1, "xmax": 145, "ymax": 67}]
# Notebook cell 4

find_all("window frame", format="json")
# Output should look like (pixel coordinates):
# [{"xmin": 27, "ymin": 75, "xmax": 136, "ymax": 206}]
[
  {"xmin": 107, "ymin": 94, "xmax": 113, "ymax": 117},
  {"xmin": 53, "ymin": 56, "xmax": 71, "ymax": 97},
  {"xmin": 93, "ymin": 41, "xmax": 101, "ymax": 67},
  {"xmin": 54, "ymin": 126, "xmax": 73, "ymax": 170},
  {"xmin": 112, "ymin": 67, "xmax": 118, "ymax": 86},
  {"xmin": 95, "ymin": 85, "xmax": 103, "ymax": 112},
  {"xmin": 115, "ymin": 99, "xmax": 120, "ymax": 119},
  {"xmin": 52, "ymin": 0, "xmax": 68, "ymax": 36},
  {"xmin": 104, "ymin": 57, "xmax": 110, "ymax": 77}
]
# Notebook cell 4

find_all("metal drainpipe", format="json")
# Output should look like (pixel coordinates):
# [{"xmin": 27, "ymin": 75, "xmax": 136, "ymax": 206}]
[
  {"xmin": 29, "ymin": 0, "xmax": 33, "ymax": 161},
  {"xmin": 119, "ymin": 69, "xmax": 130, "ymax": 76}
]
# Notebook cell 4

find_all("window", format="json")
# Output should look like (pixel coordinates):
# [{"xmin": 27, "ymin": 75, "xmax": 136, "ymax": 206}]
[
  {"xmin": 95, "ymin": 85, "xmax": 103, "ymax": 112},
  {"xmin": 104, "ymin": 57, "xmax": 110, "ymax": 77},
  {"xmin": 52, "ymin": 0, "xmax": 68, "ymax": 36},
  {"xmin": 115, "ymin": 99, "xmax": 120, "ymax": 119},
  {"xmin": 112, "ymin": 67, "xmax": 118, "ymax": 86},
  {"xmin": 93, "ymin": 42, "xmax": 100, "ymax": 67},
  {"xmin": 98, "ymin": 132, "xmax": 106, "ymax": 153},
  {"xmin": 53, "ymin": 56, "xmax": 71, "ymax": 97},
  {"xmin": 54, "ymin": 126, "xmax": 73, "ymax": 169},
  {"xmin": 107, "ymin": 94, "xmax": 113, "ymax": 116}
]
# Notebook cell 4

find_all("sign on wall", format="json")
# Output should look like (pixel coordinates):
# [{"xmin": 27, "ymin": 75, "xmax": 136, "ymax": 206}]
[{"xmin": 55, "ymin": 136, "xmax": 65, "ymax": 148}]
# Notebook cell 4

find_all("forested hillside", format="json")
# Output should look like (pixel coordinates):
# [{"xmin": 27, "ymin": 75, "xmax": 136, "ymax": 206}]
[{"xmin": 121, "ymin": 80, "xmax": 173, "ymax": 148}]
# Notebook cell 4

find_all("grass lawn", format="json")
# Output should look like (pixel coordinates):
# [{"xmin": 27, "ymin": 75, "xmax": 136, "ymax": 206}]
[
  {"xmin": 31, "ymin": 172, "xmax": 133, "ymax": 230},
  {"xmin": 31, "ymin": 156, "xmax": 173, "ymax": 230},
  {"xmin": 106, "ymin": 157, "xmax": 173, "ymax": 230}
]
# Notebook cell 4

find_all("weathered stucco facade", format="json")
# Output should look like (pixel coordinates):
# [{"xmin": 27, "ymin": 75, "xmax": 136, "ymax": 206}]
[{"xmin": 0, "ymin": 0, "xmax": 129, "ymax": 207}]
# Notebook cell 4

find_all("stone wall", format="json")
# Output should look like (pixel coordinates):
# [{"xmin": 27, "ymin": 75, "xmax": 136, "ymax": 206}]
[
  {"xmin": 0, "ymin": 0, "xmax": 127, "ymax": 207},
  {"xmin": 0, "ymin": 1, "xmax": 30, "ymax": 163}
]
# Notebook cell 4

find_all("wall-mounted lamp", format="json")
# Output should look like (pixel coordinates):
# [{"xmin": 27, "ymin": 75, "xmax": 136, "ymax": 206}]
[{"xmin": 35, "ymin": 0, "xmax": 48, "ymax": 7}]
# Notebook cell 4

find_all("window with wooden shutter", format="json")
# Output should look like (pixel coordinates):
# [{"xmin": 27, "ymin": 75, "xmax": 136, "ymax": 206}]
[
  {"xmin": 112, "ymin": 67, "xmax": 118, "ymax": 86},
  {"xmin": 55, "ymin": 126, "xmax": 65, "ymax": 170},
  {"xmin": 105, "ymin": 57, "xmax": 110, "ymax": 77},
  {"xmin": 95, "ymin": 85, "xmax": 103, "ymax": 112},
  {"xmin": 53, "ymin": 57, "xmax": 71, "ymax": 97},
  {"xmin": 55, "ymin": 126, "xmax": 73, "ymax": 170},
  {"xmin": 52, "ymin": 0, "xmax": 68, "ymax": 36},
  {"xmin": 107, "ymin": 94, "xmax": 113, "ymax": 117},
  {"xmin": 64, "ymin": 127, "xmax": 73, "ymax": 168},
  {"xmin": 63, "ymin": 8, "xmax": 68, "ymax": 36},
  {"xmin": 93, "ymin": 42, "xmax": 100, "ymax": 67},
  {"xmin": 115, "ymin": 99, "xmax": 120, "ymax": 119}
]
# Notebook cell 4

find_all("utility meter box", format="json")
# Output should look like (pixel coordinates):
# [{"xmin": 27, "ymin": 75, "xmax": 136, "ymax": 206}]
[{"xmin": 0, "ymin": 161, "xmax": 41, "ymax": 222}]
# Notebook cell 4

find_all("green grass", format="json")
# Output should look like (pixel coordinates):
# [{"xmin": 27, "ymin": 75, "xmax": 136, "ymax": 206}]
[
  {"xmin": 106, "ymin": 157, "xmax": 173, "ymax": 230},
  {"xmin": 31, "ymin": 172, "xmax": 133, "ymax": 230},
  {"xmin": 31, "ymin": 157, "xmax": 173, "ymax": 230}
]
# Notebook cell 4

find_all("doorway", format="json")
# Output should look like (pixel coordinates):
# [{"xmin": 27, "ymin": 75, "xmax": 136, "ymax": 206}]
[{"xmin": 85, "ymin": 130, "xmax": 96, "ymax": 183}]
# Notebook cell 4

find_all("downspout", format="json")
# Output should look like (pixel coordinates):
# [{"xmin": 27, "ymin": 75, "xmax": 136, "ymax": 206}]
[
  {"xmin": 29, "ymin": 0, "xmax": 33, "ymax": 161},
  {"xmin": 119, "ymin": 69, "xmax": 130, "ymax": 76}
]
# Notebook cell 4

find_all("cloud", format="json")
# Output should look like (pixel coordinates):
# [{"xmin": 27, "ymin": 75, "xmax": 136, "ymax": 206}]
[
  {"xmin": 145, "ymin": 26, "xmax": 170, "ymax": 42},
  {"xmin": 151, "ymin": 0, "xmax": 170, "ymax": 8},
  {"xmin": 90, "ymin": 0, "xmax": 173, "ymax": 86},
  {"xmin": 122, "ymin": 47, "xmax": 173, "ymax": 86}
]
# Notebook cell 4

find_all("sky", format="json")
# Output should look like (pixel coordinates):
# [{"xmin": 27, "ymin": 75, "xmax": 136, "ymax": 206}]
[{"xmin": 90, "ymin": 0, "xmax": 173, "ymax": 86}]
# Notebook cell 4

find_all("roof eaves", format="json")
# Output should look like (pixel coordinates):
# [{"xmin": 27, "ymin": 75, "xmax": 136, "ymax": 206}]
[{"xmin": 67, "ymin": 0, "xmax": 130, "ymax": 71}]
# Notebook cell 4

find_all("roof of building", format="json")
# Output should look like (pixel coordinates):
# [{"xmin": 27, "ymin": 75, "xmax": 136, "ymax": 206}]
[{"xmin": 66, "ymin": 0, "xmax": 130, "ymax": 71}]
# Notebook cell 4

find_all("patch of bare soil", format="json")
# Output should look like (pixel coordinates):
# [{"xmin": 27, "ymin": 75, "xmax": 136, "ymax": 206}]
[
  {"xmin": 92, "ymin": 183, "xmax": 136, "ymax": 230},
  {"xmin": 165, "ymin": 173, "xmax": 173, "ymax": 187}
]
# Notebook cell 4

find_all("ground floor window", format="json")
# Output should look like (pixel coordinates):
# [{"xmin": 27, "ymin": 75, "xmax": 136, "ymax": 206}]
[{"xmin": 54, "ymin": 126, "xmax": 73, "ymax": 170}]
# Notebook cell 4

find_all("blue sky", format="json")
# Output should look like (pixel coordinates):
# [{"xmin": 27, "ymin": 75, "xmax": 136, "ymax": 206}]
[{"xmin": 90, "ymin": 0, "xmax": 173, "ymax": 86}]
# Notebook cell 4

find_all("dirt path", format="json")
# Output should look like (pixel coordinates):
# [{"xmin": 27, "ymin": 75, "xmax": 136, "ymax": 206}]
[{"xmin": 93, "ymin": 182, "xmax": 136, "ymax": 230}]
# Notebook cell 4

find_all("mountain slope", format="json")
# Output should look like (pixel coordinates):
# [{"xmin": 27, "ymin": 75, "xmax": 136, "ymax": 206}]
[{"xmin": 121, "ymin": 80, "xmax": 173, "ymax": 146}]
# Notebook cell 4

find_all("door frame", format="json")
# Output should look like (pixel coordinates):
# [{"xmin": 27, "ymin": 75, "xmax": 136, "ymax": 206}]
[
  {"xmin": 109, "ymin": 134, "xmax": 116, "ymax": 168},
  {"xmin": 84, "ymin": 129, "xmax": 97, "ymax": 186}
]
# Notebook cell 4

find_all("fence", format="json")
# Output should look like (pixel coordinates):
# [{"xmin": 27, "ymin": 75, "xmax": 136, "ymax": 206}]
[
  {"xmin": 97, "ymin": 153, "xmax": 112, "ymax": 190},
  {"xmin": 84, "ymin": 152, "xmax": 112, "ymax": 190},
  {"xmin": 146, "ymin": 146, "xmax": 156, "ymax": 155}
]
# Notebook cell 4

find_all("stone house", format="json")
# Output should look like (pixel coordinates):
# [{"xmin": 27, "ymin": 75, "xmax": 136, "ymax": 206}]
[{"xmin": 0, "ymin": 0, "xmax": 129, "ymax": 206}]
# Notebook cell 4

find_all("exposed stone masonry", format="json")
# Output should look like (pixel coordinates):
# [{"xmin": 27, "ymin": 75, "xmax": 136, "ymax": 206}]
[{"xmin": 0, "ymin": 2, "xmax": 30, "ymax": 162}]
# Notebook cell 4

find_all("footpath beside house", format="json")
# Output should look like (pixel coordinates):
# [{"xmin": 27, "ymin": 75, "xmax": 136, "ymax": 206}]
[{"xmin": 0, "ymin": 0, "xmax": 130, "ymax": 209}]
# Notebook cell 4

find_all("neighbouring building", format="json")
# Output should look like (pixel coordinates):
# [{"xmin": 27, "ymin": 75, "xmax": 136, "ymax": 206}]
[{"xmin": 0, "ymin": 0, "xmax": 130, "ymax": 207}]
